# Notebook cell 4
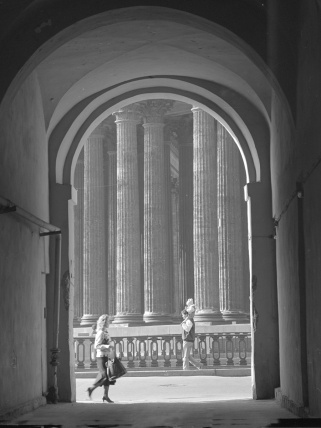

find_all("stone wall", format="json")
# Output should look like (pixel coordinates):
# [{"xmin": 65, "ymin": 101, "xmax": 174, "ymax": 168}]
[
  {"xmin": 0, "ymin": 72, "xmax": 49, "ymax": 416},
  {"xmin": 270, "ymin": 0, "xmax": 321, "ymax": 417},
  {"xmin": 296, "ymin": 0, "xmax": 321, "ymax": 417}
]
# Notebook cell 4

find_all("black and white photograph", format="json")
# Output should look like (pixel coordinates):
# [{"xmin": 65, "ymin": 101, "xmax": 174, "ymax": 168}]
[{"xmin": 0, "ymin": 1, "xmax": 320, "ymax": 427}]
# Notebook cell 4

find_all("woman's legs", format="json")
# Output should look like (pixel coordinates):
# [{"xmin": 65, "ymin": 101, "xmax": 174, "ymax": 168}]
[
  {"xmin": 87, "ymin": 357, "xmax": 108, "ymax": 398},
  {"xmin": 103, "ymin": 385, "xmax": 114, "ymax": 403}
]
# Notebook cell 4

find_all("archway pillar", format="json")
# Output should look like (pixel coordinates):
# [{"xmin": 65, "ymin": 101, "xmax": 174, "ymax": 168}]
[
  {"xmin": 48, "ymin": 180, "xmax": 76, "ymax": 402},
  {"xmin": 245, "ymin": 181, "xmax": 279, "ymax": 399}
]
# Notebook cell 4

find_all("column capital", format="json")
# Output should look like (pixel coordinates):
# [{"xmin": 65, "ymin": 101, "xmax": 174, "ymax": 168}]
[
  {"xmin": 138, "ymin": 99, "xmax": 174, "ymax": 124},
  {"xmin": 191, "ymin": 106, "xmax": 203, "ymax": 113},
  {"xmin": 113, "ymin": 104, "xmax": 141, "ymax": 123}
]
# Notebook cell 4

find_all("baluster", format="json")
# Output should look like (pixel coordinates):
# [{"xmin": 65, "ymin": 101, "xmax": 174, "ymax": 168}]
[
  {"xmin": 126, "ymin": 338, "xmax": 135, "ymax": 368},
  {"xmin": 238, "ymin": 334, "xmax": 248, "ymax": 365},
  {"xmin": 74, "ymin": 339, "xmax": 78, "ymax": 365},
  {"xmin": 114, "ymin": 338, "xmax": 124, "ymax": 359},
  {"xmin": 211, "ymin": 335, "xmax": 221, "ymax": 365},
  {"xmin": 175, "ymin": 337, "xmax": 183, "ymax": 367},
  {"xmin": 198, "ymin": 335, "xmax": 207, "ymax": 366},
  {"xmin": 138, "ymin": 336, "xmax": 147, "ymax": 367},
  {"xmin": 76, "ymin": 338, "xmax": 85, "ymax": 369},
  {"xmin": 193, "ymin": 337, "xmax": 198, "ymax": 358},
  {"xmin": 225, "ymin": 334, "xmax": 234, "ymax": 365},
  {"xmin": 246, "ymin": 334, "xmax": 252, "ymax": 356},
  {"xmin": 89, "ymin": 338, "xmax": 97, "ymax": 368},
  {"xmin": 162, "ymin": 337, "xmax": 171, "ymax": 367},
  {"xmin": 150, "ymin": 337, "xmax": 159, "ymax": 367},
  {"xmin": 170, "ymin": 337, "xmax": 175, "ymax": 366}
]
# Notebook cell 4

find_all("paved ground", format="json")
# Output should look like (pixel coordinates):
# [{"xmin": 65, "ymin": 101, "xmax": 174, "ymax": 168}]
[
  {"xmin": 2, "ymin": 376, "xmax": 304, "ymax": 428},
  {"xmin": 77, "ymin": 375, "xmax": 253, "ymax": 403}
]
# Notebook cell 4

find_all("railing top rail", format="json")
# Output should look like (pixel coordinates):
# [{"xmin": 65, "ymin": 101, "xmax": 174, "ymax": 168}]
[{"xmin": 74, "ymin": 330, "xmax": 251, "ymax": 340}]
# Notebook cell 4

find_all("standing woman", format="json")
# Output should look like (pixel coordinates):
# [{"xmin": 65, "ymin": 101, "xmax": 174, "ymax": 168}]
[{"xmin": 87, "ymin": 314, "xmax": 115, "ymax": 403}]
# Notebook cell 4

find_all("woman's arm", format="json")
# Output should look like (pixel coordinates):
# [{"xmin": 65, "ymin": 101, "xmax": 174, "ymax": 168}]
[{"xmin": 94, "ymin": 330, "xmax": 113, "ymax": 351}]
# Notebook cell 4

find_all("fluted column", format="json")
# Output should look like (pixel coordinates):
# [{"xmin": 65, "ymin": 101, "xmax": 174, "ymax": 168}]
[
  {"xmin": 105, "ymin": 126, "xmax": 117, "ymax": 318},
  {"xmin": 73, "ymin": 149, "xmax": 84, "ymax": 325},
  {"xmin": 177, "ymin": 115, "xmax": 194, "ymax": 304},
  {"xmin": 139, "ymin": 100, "xmax": 174, "ymax": 323},
  {"xmin": 164, "ymin": 130, "xmax": 177, "ymax": 316},
  {"xmin": 137, "ymin": 124, "xmax": 145, "ymax": 315},
  {"xmin": 192, "ymin": 107, "xmax": 222, "ymax": 324},
  {"xmin": 217, "ymin": 123, "xmax": 249, "ymax": 323},
  {"xmin": 171, "ymin": 178, "xmax": 182, "ymax": 319},
  {"xmin": 81, "ymin": 124, "xmax": 107, "ymax": 326},
  {"xmin": 113, "ymin": 106, "xmax": 143, "ymax": 324}
]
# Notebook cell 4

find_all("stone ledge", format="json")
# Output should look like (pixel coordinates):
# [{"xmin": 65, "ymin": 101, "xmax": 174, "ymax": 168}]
[
  {"xmin": 74, "ymin": 323, "xmax": 251, "ymax": 337},
  {"xmin": 75, "ymin": 367, "xmax": 251, "ymax": 378},
  {"xmin": 275, "ymin": 387, "xmax": 309, "ymax": 418}
]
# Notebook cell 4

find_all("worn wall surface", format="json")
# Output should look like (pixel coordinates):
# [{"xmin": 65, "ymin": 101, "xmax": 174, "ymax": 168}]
[
  {"xmin": 297, "ymin": 0, "xmax": 321, "ymax": 417},
  {"xmin": 270, "ymin": 0, "xmax": 321, "ymax": 417},
  {"xmin": 270, "ymin": 89, "xmax": 302, "ymax": 409},
  {"xmin": 0, "ymin": 71, "xmax": 49, "ymax": 416}
]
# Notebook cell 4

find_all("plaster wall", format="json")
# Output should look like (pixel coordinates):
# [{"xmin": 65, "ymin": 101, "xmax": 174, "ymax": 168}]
[
  {"xmin": 0, "ymin": 72, "xmax": 49, "ymax": 416},
  {"xmin": 270, "ymin": 1, "xmax": 321, "ymax": 416},
  {"xmin": 276, "ymin": 204, "xmax": 303, "ymax": 406},
  {"xmin": 270, "ymin": 81, "xmax": 305, "ymax": 413},
  {"xmin": 296, "ymin": 0, "xmax": 321, "ymax": 416},
  {"xmin": 304, "ymin": 173, "xmax": 321, "ymax": 416}
]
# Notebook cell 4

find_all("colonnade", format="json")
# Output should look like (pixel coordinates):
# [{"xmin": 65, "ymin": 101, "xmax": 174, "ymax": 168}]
[{"xmin": 74, "ymin": 101, "xmax": 250, "ymax": 326}]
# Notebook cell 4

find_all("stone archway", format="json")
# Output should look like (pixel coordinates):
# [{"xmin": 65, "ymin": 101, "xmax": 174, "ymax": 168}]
[
  {"xmin": 0, "ymin": 4, "xmax": 289, "ymax": 403},
  {"xmin": 50, "ymin": 85, "xmax": 277, "ymax": 401}
]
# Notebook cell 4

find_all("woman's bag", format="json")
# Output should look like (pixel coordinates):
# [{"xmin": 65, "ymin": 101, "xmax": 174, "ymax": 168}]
[{"xmin": 106, "ymin": 357, "xmax": 127, "ymax": 380}]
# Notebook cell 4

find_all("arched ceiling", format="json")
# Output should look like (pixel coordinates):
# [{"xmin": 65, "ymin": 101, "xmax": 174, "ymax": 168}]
[{"xmin": 34, "ymin": 8, "xmax": 273, "ymax": 134}]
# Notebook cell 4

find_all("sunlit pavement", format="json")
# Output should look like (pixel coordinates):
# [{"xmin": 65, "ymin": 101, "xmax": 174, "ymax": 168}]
[
  {"xmin": 77, "ymin": 375, "xmax": 253, "ymax": 403},
  {"xmin": 3, "ymin": 376, "xmax": 301, "ymax": 428}
]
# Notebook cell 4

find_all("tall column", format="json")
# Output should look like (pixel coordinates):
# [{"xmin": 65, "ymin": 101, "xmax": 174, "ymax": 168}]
[
  {"xmin": 171, "ymin": 177, "xmax": 182, "ymax": 319},
  {"xmin": 81, "ymin": 124, "xmax": 107, "ymax": 326},
  {"xmin": 73, "ymin": 148, "xmax": 84, "ymax": 325},
  {"xmin": 217, "ymin": 123, "xmax": 249, "ymax": 323},
  {"xmin": 113, "ymin": 106, "xmax": 143, "ymax": 325},
  {"xmin": 177, "ymin": 115, "xmax": 194, "ymax": 304},
  {"xmin": 164, "ymin": 128, "xmax": 178, "ymax": 316},
  {"xmin": 105, "ymin": 125, "xmax": 117, "ymax": 318},
  {"xmin": 192, "ymin": 107, "xmax": 223, "ymax": 324},
  {"xmin": 137, "ymin": 124, "xmax": 145, "ymax": 315},
  {"xmin": 139, "ymin": 100, "xmax": 174, "ymax": 323}
]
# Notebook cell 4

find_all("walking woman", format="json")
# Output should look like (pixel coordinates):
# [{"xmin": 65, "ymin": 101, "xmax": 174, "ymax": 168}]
[{"xmin": 87, "ymin": 314, "xmax": 115, "ymax": 403}]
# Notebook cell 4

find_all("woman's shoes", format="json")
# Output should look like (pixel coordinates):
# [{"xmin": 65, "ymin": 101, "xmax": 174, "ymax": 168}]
[
  {"xmin": 87, "ymin": 387, "xmax": 94, "ymax": 398},
  {"xmin": 102, "ymin": 396, "xmax": 114, "ymax": 403}
]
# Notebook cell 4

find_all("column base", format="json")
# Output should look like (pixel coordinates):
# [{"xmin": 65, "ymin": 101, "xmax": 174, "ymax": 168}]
[
  {"xmin": 73, "ymin": 317, "xmax": 82, "ymax": 328},
  {"xmin": 143, "ymin": 313, "xmax": 174, "ymax": 324},
  {"xmin": 112, "ymin": 313, "xmax": 144, "ymax": 326},
  {"xmin": 80, "ymin": 314, "xmax": 99, "ymax": 327},
  {"xmin": 194, "ymin": 310, "xmax": 224, "ymax": 325},
  {"xmin": 221, "ymin": 311, "xmax": 250, "ymax": 324}
]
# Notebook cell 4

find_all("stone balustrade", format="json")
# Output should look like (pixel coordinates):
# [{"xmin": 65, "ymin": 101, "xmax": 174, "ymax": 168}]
[{"xmin": 74, "ymin": 324, "xmax": 251, "ymax": 370}]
